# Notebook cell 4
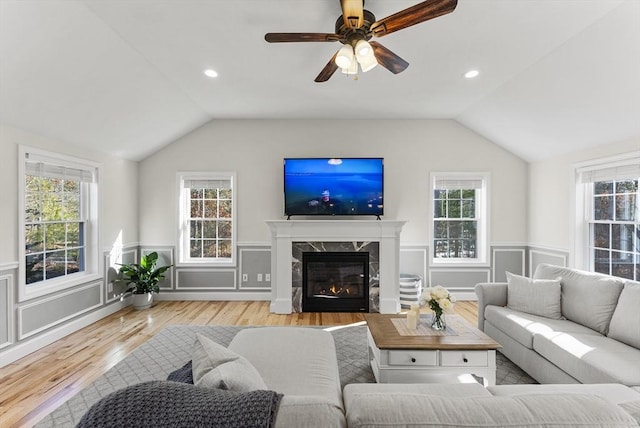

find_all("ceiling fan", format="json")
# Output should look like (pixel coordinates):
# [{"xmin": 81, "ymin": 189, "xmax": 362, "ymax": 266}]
[{"xmin": 264, "ymin": 0, "xmax": 458, "ymax": 82}]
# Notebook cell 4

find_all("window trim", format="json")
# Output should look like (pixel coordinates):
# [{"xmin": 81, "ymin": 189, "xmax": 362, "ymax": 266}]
[
  {"xmin": 573, "ymin": 151, "xmax": 640, "ymax": 274},
  {"xmin": 429, "ymin": 172, "xmax": 490, "ymax": 267},
  {"xmin": 176, "ymin": 171, "xmax": 237, "ymax": 267},
  {"xmin": 18, "ymin": 146, "xmax": 101, "ymax": 302}
]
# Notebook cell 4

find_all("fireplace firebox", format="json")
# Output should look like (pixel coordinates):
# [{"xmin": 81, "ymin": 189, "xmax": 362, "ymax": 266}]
[{"xmin": 302, "ymin": 252, "xmax": 369, "ymax": 312}]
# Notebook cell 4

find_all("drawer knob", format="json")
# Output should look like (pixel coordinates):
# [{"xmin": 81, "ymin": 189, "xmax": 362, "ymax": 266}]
[
  {"xmin": 463, "ymin": 357, "xmax": 468, "ymax": 363},
  {"xmin": 411, "ymin": 357, "xmax": 416, "ymax": 363}
]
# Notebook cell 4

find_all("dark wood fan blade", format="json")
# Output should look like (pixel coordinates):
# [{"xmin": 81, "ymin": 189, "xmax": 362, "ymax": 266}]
[
  {"xmin": 315, "ymin": 52, "xmax": 339, "ymax": 82},
  {"xmin": 370, "ymin": 0, "xmax": 457, "ymax": 37},
  {"xmin": 370, "ymin": 41, "xmax": 409, "ymax": 74},
  {"xmin": 265, "ymin": 33, "xmax": 341, "ymax": 43},
  {"xmin": 340, "ymin": 0, "xmax": 364, "ymax": 28}
]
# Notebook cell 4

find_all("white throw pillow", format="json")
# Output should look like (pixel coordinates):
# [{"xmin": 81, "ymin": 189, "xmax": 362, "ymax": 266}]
[
  {"xmin": 607, "ymin": 281, "xmax": 640, "ymax": 349},
  {"xmin": 192, "ymin": 333, "xmax": 267, "ymax": 392},
  {"xmin": 506, "ymin": 272, "xmax": 562, "ymax": 320}
]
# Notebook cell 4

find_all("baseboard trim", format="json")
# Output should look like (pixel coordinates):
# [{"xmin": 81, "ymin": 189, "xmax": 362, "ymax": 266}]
[
  {"xmin": 0, "ymin": 298, "xmax": 130, "ymax": 368},
  {"xmin": 154, "ymin": 292, "xmax": 271, "ymax": 301}
]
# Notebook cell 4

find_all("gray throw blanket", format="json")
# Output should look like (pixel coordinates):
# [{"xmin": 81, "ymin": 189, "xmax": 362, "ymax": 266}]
[{"xmin": 76, "ymin": 381, "xmax": 282, "ymax": 428}]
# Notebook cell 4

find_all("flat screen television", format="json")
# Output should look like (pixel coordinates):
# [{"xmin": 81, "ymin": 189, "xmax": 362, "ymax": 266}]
[{"xmin": 284, "ymin": 158, "xmax": 384, "ymax": 217}]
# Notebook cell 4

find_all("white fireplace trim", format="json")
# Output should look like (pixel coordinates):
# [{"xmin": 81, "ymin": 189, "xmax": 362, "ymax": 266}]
[{"xmin": 265, "ymin": 220, "xmax": 406, "ymax": 314}]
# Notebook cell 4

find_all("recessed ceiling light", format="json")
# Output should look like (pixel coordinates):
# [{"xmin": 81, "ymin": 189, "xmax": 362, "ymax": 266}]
[
  {"xmin": 203, "ymin": 69, "xmax": 218, "ymax": 78},
  {"xmin": 464, "ymin": 69, "xmax": 480, "ymax": 79}
]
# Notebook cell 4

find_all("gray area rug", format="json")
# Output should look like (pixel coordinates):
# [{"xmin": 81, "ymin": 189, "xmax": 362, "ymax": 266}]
[{"xmin": 37, "ymin": 324, "xmax": 535, "ymax": 427}]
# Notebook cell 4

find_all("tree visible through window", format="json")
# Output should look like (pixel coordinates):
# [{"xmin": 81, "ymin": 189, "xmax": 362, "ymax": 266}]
[
  {"xmin": 434, "ymin": 188, "xmax": 477, "ymax": 258},
  {"xmin": 189, "ymin": 186, "xmax": 232, "ymax": 259},
  {"xmin": 591, "ymin": 179, "xmax": 639, "ymax": 280},
  {"xmin": 178, "ymin": 173, "xmax": 236, "ymax": 264},
  {"xmin": 24, "ymin": 175, "xmax": 85, "ymax": 284},
  {"xmin": 431, "ymin": 173, "xmax": 488, "ymax": 264}
]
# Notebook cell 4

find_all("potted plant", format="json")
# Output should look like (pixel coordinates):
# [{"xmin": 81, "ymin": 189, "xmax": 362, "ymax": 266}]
[{"xmin": 118, "ymin": 251, "xmax": 173, "ymax": 310}]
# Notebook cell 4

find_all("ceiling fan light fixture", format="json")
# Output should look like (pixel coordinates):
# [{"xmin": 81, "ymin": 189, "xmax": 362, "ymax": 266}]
[
  {"xmin": 335, "ymin": 45, "xmax": 355, "ymax": 69},
  {"xmin": 357, "ymin": 54, "xmax": 378, "ymax": 72},
  {"xmin": 341, "ymin": 59, "xmax": 359, "ymax": 75},
  {"xmin": 355, "ymin": 39, "xmax": 372, "ymax": 58}
]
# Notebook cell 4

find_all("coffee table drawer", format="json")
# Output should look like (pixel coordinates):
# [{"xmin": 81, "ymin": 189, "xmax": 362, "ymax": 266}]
[
  {"xmin": 440, "ymin": 350, "xmax": 488, "ymax": 367},
  {"xmin": 388, "ymin": 350, "xmax": 437, "ymax": 366}
]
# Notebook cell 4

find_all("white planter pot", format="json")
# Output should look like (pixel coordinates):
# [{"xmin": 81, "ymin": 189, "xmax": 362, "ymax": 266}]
[{"xmin": 132, "ymin": 293, "xmax": 153, "ymax": 310}]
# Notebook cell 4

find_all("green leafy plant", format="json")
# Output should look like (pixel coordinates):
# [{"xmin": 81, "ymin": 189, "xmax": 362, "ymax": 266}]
[{"xmin": 118, "ymin": 252, "xmax": 172, "ymax": 295}]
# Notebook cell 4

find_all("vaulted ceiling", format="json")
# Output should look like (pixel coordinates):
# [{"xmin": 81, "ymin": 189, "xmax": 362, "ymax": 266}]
[{"xmin": 1, "ymin": 0, "xmax": 638, "ymax": 162}]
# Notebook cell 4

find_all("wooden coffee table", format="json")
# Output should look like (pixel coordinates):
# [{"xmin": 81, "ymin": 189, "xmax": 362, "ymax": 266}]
[{"xmin": 365, "ymin": 313, "xmax": 501, "ymax": 385}]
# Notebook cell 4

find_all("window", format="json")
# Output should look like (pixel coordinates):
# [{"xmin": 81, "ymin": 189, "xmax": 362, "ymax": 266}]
[
  {"xmin": 430, "ymin": 173, "xmax": 489, "ymax": 265},
  {"xmin": 19, "ymin": 146, "xmax": 100, "ymax": 300},
  {"xmin": 576, "ymin": 154, "xmax": 639, "ymax": 280},
  {"xmin": 178, "ymin": 172, "xmax": 236, "ymax": 265}
]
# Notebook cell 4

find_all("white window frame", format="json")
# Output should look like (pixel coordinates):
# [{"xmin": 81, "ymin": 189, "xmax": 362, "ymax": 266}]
[
  {"xmin": 177, "ymin": 171, "xmax": 237, "ymax": 267},
  {"xmin": 429, "ymin": 172, "xmax": 490, "ymax": 267},
  {"xmin": 573, "ymin": 151, "xmax": 640, "ymax": 276},
  {"xmin": 18, "ymin": 146, "xmax": 101, "ymax": 302}
]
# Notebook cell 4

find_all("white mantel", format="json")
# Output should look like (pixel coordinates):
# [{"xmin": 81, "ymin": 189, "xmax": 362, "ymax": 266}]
[{"xmin": 265, "ymin": 219, "xmax": 406, "ymax": 314}]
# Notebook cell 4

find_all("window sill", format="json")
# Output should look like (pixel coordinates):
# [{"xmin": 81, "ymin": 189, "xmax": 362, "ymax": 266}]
[
  {"xmin": 430, "ymin": 260, "xmax": 490, "ymax": 268},
  {"xmin": 176, "ymin": 260, "xmax": 236, "ymax": 269}
]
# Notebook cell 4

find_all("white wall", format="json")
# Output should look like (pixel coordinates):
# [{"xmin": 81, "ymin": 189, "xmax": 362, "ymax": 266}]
[
  {"xmin": 528, "ymin": 136, "xmax": 640, "ymax": 257},
  {"xmin": 139, "ymin": 119, "xmax": 528, "ymax": 246}
]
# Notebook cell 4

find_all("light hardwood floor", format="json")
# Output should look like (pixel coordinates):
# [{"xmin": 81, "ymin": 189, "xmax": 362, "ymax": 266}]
[{"xmin": 0, "ymin": 300, "xmax": 478, "ymax": 428}]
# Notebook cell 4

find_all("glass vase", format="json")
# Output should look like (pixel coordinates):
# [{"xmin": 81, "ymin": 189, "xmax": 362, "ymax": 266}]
[{"xmin": 431, "ymin": 311, "xmax": 446, "ymax": 331}]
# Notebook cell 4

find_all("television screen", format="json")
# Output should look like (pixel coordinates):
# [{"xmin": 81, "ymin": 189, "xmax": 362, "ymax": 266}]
[{"xmin": 284, "ymin": 158, "xmax": 384, "ymax": 216}]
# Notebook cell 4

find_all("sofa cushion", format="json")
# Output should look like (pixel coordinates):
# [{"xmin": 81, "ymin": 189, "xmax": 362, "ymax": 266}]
[
  {"xmin": 344, "ymin": 393, "xmax": 639, "ymax": 428},
  {"xmin": 506, "ymin": 271, "xmax": 562, "ymax": 319},
  {"xmin": 344, "ymin": 383, "xmax": 492, "ymax": 404},
  {"xmin": 488, "ymin": 383, "xmax": 640, "ymax": 405},
  {"xmin": 192, "ymin": 333, "xmax": 267, "ymax": 392},
  {"xmin": 608, "ymin": 280, "xmax": 640, "ymax": 349},
  {"xmin": 533, "ymin": 332, "xmax": 640, "ymax": 385},
  {"xmin": 534, "ymin": 263, "xmax": 625, "ymax": 334},
  {"xmin": 229, "ymin": 327, "xmax": 343, "ymax": 409},
  {"xmin": 484, "ymin": 305, "xmax": 600, "ymax": 349},
  {"xmin": 275, "ymin": 396, "xmax": 346, "ymax": 428}
]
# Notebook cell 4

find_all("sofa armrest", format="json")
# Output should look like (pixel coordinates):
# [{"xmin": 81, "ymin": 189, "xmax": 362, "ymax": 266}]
[{"xmin": 474, "ymin": 282, "xmax": 507, "ymax": 331}]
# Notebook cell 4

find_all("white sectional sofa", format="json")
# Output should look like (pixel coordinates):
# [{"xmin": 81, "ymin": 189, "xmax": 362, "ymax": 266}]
[
  {"xmin": 234, "ymin": 326, "xmax": 640, "ymax": 427},
  {"xmin": 476, "ymin": 263, "xmax": 640, "ymax": 386}
]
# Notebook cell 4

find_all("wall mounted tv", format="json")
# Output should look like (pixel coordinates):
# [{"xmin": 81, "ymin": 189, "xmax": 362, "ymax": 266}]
[{"xmin": 283, "ymin": 158, "xmax": 384, "ymax": 217}]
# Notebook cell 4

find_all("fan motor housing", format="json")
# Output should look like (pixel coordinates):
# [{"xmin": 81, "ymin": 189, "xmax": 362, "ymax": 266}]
[{"xmin": 335, "ymin": 9, "xmax": 376, "ymax": 45}]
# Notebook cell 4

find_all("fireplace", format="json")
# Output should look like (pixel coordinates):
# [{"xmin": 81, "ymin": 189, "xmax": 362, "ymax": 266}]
[
  {"xmin": 302, "ymin": 252, "xmax": 369, "ymax": 312},
  {"xmin": 265, "ymin": 219, "xmax": 406, "ymax": 314}
]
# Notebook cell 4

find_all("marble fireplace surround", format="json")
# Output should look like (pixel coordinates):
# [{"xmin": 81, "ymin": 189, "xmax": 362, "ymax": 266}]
[{"xmin": 266, "ymin": 220, "xmax": 406, "ymax": 314}]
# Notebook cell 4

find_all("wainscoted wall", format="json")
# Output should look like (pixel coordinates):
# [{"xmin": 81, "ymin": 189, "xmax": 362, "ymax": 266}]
[
  {"xmin": 529, "ymin": 247, "xmax": 569, "ymax": 274},
  {"xmin": 152, "ymin": 243, "xmax": 541, "ymax": 302},
  {"xmin": 0, "ymin": 271, "xmax": 14, "ymax": 350},
  {"xmin": 18, "ymin": 281, "xmax": 103, "ymax": 340},
  {"xmin": 0, "ymin": 248, "xmax": 133, "ymax": 366},
  {"xmin": 157, "ymin": 243, "xmax": 272, "ymax": 300},
  {"xmin": 493, "ymin": 247, "xmax": 527, "ymax": 280}
]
